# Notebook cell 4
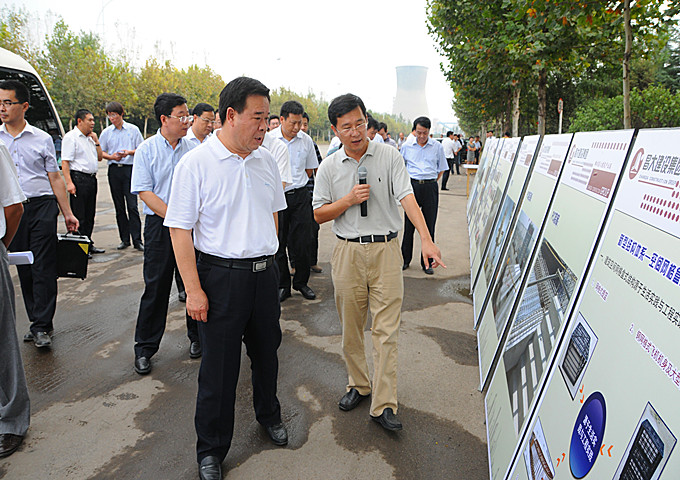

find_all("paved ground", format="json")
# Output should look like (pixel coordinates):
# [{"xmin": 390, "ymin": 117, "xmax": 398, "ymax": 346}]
[{"xmin": 0, "ymin": 162, "xmax": 487, "ymax": 479}]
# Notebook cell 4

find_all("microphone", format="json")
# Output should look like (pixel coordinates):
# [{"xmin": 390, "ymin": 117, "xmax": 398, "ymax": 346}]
[{"xmin": 358, "ymin": 166, "xmax": 368, "ymax": 217}]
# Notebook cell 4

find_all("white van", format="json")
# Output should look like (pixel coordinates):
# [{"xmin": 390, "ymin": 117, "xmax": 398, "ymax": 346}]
[{"xmin": 0, "ymin": 47, "xmax": 64, "ymax": 157}]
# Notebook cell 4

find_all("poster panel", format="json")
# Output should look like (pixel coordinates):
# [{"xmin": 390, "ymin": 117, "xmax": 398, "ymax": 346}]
[
  {"xmin": 469, "ymin": 137, "xmax": 501, "ymax": 219},
  {"xmin": 471, "ymin": 136, "xmax": 540, "ymax": 319},
  {"xmin": 476, "ymin": 134, "xmax": 573, "ymax": 386},
  {"xmin": 470, "ymin": 138, "xmax": 520, "ymax": 268},
  {"xmin": 483, "ymin": 130, "xmax": 635, "ymax": 480},
  {"xmin": 507, "ymin": 128, "xmax": 680, "ymax": 480}
]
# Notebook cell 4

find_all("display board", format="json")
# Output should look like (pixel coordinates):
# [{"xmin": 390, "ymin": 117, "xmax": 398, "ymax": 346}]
[
  {"xmin": 476, "ymin": 133, "xmax": 573, "ymax": 387},
  {"xmin": 468, "ymin": 137, "xmax": 502, "ymax": 225},
  {"xmin": 469, "ymin": 138, "xmax": 521, "ymax": 280},
  {"xmin": 507, "ymin": 128, "xmax": 680, "ymax": 480},
  {"xmin": 483, "ymin": 130, "xmax": 635, "ymax": 480},
  {"xmin": 471, "ymin": 136, "xmax": 541, "ymax": 319}
]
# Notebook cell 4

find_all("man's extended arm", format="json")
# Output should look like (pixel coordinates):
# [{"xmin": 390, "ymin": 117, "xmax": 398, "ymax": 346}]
[
  {"xmin": 314, "ymin": 183, "xmax": 370, "ymax": 224},
  {"xmin": 47, "ymin": 171, "xmax": 79, "ymax": 232},
  {"xmin": 400, "ymin": 193, "xmax": 445, "ymax": 269},
  {"xmin": 170, "ymin": 228, "xmax": 208, "ymax": 322},
  {"xmin": 138, "ymin": 191, "xmax": 168, "ymax": 218}
]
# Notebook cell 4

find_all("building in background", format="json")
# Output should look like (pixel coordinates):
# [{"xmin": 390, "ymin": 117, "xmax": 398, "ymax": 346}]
[{"xmin": 392, "ymin": 66, "xmax": 429, "ymax": 124}]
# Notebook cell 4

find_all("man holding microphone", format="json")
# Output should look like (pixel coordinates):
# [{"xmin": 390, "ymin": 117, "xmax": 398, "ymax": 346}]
[{"xmin": 313, "ymin": 94, "xmax": 444, "ymax": 431}]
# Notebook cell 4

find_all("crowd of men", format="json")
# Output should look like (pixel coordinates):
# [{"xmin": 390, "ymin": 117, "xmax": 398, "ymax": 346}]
[{"xmin": 0, "ymin": 76, "xmax": 462, "ymax": 479}]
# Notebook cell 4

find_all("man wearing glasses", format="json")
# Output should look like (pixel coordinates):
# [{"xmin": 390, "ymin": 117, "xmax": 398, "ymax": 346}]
[
  {"xmin": 99, "ymin": 101, "xmax": 144, "ymax": 251},
  {"xmin": 313, "ymin": 94, "xmax": 444, "ymax": 431},
  {"xmin": 130, "ymin": 93, "xmax": 192, "ymax": 375},
  {"xmin": 185, "ymin": 103, "xmax": 215, "ymax": 148},
  {"xmin": 0, "ymin": 80, "xmax": 79, "ymax": 349}
]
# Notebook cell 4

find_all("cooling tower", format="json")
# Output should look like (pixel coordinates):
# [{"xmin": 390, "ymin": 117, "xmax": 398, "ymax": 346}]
[{"xmin": 392, "ymin": 66, "xmax": 429, "ymax": 122}]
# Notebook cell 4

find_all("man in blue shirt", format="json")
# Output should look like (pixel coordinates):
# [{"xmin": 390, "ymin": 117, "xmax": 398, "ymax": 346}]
[
  {"xmin": 130, "ymin": 93, "xmax": 195, "ymax": 375},
  {"xmin": 399, "ymin": 116, "xmax": 448, "ymax": 274},
  {"xmin": 100, "ymin": 101, "xmax": 144, "ymax": 251}
]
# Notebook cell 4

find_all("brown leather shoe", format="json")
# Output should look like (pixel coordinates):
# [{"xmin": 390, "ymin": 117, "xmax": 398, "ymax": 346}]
[{"xmin": 0, "ymin": 433, "xmax": 23, "ymax": 458}]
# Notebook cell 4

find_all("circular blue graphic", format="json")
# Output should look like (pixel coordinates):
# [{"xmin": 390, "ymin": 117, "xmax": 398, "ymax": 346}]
[{"xmin": 570, "ymin": 392, "xmax": 606, "ymax": 478}]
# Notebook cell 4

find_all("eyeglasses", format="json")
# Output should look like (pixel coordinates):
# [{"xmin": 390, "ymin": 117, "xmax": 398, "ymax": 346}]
[
  {"xmin": 197, "ymin": 116, "xmax": 217, "ymax": 125},
  {"xmin": 338, "ymin": 122, "xmax": 367, "ymax": 135},
  {"xmin": 0, "ymin": 100, "xmax": 23, "ymax": 108},
  {"xmin": 167, "ymin": 115, "xmax": 193, "ymax": 123}
]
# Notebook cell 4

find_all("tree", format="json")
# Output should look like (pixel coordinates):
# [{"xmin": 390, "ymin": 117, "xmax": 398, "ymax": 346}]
[{"xmin": 134, "ymin": 58, "xmax": 180, "ymax": 136}]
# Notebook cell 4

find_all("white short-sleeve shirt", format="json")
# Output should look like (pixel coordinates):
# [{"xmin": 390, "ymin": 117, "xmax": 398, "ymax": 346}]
[
  {"xmin": 164, "ymin": 135, "xmax": 287, "ymax": 259},
  {"xmin": 262, "ymin": 131, "xmax": 292, "ymax": 187},
  {"xmin": 0, "ymin": 140, "xmax": 27, "ymax": 239},
  {"xmin": 61, "ymin": 127, "xmax": 98, "ymax": 174},
  {"xmin": 268, "ymin": 126, "xmax": 319, "ymax": 191}
]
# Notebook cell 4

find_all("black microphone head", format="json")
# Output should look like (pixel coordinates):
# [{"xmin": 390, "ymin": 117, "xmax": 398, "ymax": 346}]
[{"xmin": 357, "ymin": 166, "xmax": 368, "ymax": 180}]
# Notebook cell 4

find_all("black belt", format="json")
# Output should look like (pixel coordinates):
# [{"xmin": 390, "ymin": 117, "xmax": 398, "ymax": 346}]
[
  {"xmin": 411, "ymin": 178, "xmax": 436, "ymax": 184},
  {"xmin": 198, "ymin": 252, "xmax": 274, "ymax": 272},
  {"xmin": 336, "ymin": 232, "xmax": 398, "ymax": 244},
  {"xmin": 23, "ymin": 194, "xmax": 56, "ymax": 204},
  {"xmin": 285, "ymin": 186, "xmax": 307, "ymax": 195},
  {"xmin": 71, "ymin": 170, "xmax": 97, "ymax": 177},
  {"xmin": 110, "ymin": 163, "xmax": 132, "ymax": 168}
]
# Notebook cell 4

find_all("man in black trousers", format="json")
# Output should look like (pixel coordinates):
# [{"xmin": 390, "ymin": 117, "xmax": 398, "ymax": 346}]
[{"xmin": 166, "ymin": 76, "xmax": 288, "ymax": 480}]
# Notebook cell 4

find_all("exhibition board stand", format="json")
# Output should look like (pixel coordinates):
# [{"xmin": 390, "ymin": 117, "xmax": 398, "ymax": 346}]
[
  {"xmin": 483, "ymin": 129, "xmax": 635, "ymax": 480},
  {"xmin": 471, "ymin": 136, "xmax": 542, "ymax": 324},
  {"xmin": 469, "ymin": 138, "xmax": 521, "ymax": 277},
  {"xmin": 468, "ymin": 137, "xmax": 501, "ymax": 223},
  {"xmin": 476, "ymin": 133, "xmax": 573, "ymax": 390},
  {"xmin": 504, "ymin": 127, "xmax": 680, "ymax": 480}
]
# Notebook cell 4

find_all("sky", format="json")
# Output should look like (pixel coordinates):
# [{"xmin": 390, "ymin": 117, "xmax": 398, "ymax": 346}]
[{"xmin": 12, "ymin": 0, "xmax": 457, "ymax": 125}]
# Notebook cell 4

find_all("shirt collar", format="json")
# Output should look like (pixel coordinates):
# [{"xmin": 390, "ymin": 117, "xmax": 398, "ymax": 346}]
[
  {"xmin": 340, "ymin": 138, "xmax": 375, "ymax": 164},
  {"xmin": 0, "ymin": 121, "xmax": 37, "ymax": 138},
  {"xmin": 207, "ymin": 134, "xmax": 263, "ymax": 163}
]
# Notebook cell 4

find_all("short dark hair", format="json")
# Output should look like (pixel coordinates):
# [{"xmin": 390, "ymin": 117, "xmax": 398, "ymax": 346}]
[
  {"xmin": 0, "ymin": 79, "xmax": 29, "ymax": 104},
  {"xmin": 446, "ymin": 130, "xmax": 453, "ymax": 137},
  {"xmin": 105, "ymin": 101, "xmax": 124, "ymax": 115},
  {"xmin": 75, "ymin": 108, "xmax": 93, "ymax": 123},
  {"xmin": 154, "ymin": 93, "xmax": 187, "ymax": 124},
  {"xmin": 413, "ymin": 116, "xmax": 431, "ymax": 131},
  {"xmin": 327, "ymin": 94, "xmax": 367, "ymax": 127},
  {"xmin": 302, "ymin": 112, "xmax": 310, "ymax": 121},
  {"xmin": 268, "ymin": 114, "xmax": 279, "ymax": 124},
  {"xmin": 193, "ymin": 103, "xmax": 214, "ymax": 117},
  {"xmin": 378, "ymin": 122, "xmax": 388, "ymax": 132},
  {"xmin": 488, "ymin": 130, "xmax": 494, "ymax": 134},
  {"xmin": 280, "ymin": 100, "xmax": 304, "ymax": 119},
  {"xmin": 218, "ymin": 77, "xmax": 270, "ymax": 123},
  {"xmin": 367, "ymin": 116, "xmax": 380, "ymax": 131},
  {"xmin": 504, "ymin": 131, "xmax": 511, "ymax": 137}
]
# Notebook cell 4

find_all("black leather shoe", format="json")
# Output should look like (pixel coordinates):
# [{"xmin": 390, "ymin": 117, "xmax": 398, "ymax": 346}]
[
  {"xmin": 198, "ymin": 456, "xmax": 221, "ymax": 480},
  {"xmin": 0, "ymin": 433, "xmax": 23, "ymax": 458},
  {"xmin": 133, "ymin": 243, "xmax": 144, "ymax": 252},
  {"xmin": 23, "ymin": 331, "xmax": 33, "ymax": 342},
  {"xmin": 294, "ymin": 285, "xmax": 316, "ymax": 300},
  {"xmin": 423, "ymin": 267, "xmax": 434, "ymax": 275},
  {"xmin": 264, "ymin": 423, "xmax": 288, "ymax": 446},
  {"xmin": 371, "ymin": 407, "xmax": 403, "ymax": 431},
  {"xmin": 339, "ymin": 388, "xmax": 369, "ymax": 411},
  {"xmin": 279, "ymin": 288, "xmax": 291, "ymax": 302},
  {"xmin": 90, "ymin": 246, "xmax": 106, "ymax": 254},
  {"xmin": 34, "ymin": 331, "xmax": 52, "ymax": 348},
  {"xmin": 134, "ymin": 356, "xmax": 151, "ymax": 375},
  {"xmin": 178, "ymin": 291, "xmax": 187, "ymax": 303},
  {"xmin": 402, "ymin": 263, "xmax": 410, "ymax": 271},
  {"xmin": 116, "ymin": 242, "xmax": 131, "ymax": 250},
  {"xmin": 189, "ymin": 341, "xmax": 202, "ymax": 359},
  {"xmin": 441, "ymin": 187, "xmax": 449, "ymax": 190}
]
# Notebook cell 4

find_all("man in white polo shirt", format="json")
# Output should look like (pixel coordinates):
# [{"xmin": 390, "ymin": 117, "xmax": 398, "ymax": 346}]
[
  {"xmin": 61, "ymin": 108, "xmax": 105, "ymax": 254},
  {"xmin": 269, "ymin": 100, "xmax": 318, "ymax": 302},
  {"xmin": 165, "ymin": 76, "xmax": 288, "ymax": 480}
]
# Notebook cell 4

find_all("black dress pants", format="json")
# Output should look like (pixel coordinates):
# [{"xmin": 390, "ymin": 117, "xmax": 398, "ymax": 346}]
[
  {"xmin": 9, "ymin": 196, "xmax": 58, "ymax": 334},
  {"xmin": 276, "ymin": 187, "xmax": 311, "ymax": 290},
  {"xmin": 441, "ymin": 158, "xmax": 455, "ymax": 189},
  {"xmin": 69, "ymin": 171, "xmax": 97, "ymax": 241},
  {"xmin": 401, "ymin": 180, "xmax": 439, "ymax": 269},
  {"xmin": 195, "ymin": 258, "xmax": 282, "ymax": 463},
  {"xmin": 108, "ymin": 164, "xmax": 141, "ymax": 245},
  {"xmin": 134, "ymin": 215, "xmax": 198, "ymax": 358}
]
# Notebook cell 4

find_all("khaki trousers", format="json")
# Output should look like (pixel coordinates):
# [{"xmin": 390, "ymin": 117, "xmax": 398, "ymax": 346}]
[{"xmin": 331, "ymin": 237, "xmax": 403, "ymax": 416}]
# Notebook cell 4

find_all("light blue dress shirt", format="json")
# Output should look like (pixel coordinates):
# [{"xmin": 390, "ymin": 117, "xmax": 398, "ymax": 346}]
[
  {"xmin": 131, "ymin": 130, "xmax": 192, "ymax": 216},
  {"xmin": 99, "ymin": 121, "xmax": 144, "ymax": 166},
  {"xmin": 400, "ymin": 137, "xmax": 448, "ymax": 180},
  {"xmin": 0, "ymin": 122, "xmax": 59, "ymax": 198}
]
